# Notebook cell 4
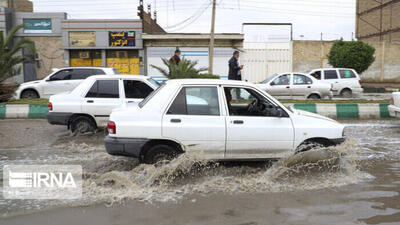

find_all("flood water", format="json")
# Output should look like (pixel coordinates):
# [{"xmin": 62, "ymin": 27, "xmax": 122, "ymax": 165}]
[{"xmin": 0, "ymin": 119, "xmax": 400, "ymax": 225}]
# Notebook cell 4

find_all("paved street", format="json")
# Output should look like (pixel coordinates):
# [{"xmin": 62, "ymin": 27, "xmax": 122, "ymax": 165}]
[{"xmin": 0, "ymin": 119, "xmax": 400, "ymax": 225}]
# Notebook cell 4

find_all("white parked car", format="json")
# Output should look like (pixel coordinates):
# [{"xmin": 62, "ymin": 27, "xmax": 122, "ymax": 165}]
[
  {"xmin": 46, "ymin": 75, "xmax": 159, "ymax": 132},
  {"xmin": 306, "ymin": 68, "xmax": 363, "ymax": 98},
  {"xmin": 257, "ymin": 72, "xmax": 333, "ymax": 99},
  {"xmin": 105, "ymin": 79, "xmax": 345, "ymax": 164},
  {"xmin": 389, "ymin": 92, "xmax": 400, "ymax": 118},
  {"xmin": 14, "ymin": 67, "xmax": 119, "ymax": 99}
]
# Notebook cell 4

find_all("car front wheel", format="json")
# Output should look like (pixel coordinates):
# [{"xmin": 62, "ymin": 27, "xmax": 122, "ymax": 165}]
[
  {"xmin": 21, "ymin": 89, "xmax": 39, "ymax": 99},
  {"xmin": 143, "ymin": 144, "xmax": 178, "ymax": 165}
]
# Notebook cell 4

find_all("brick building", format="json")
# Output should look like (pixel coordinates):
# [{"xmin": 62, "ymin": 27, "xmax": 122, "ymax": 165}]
[{"xmin": 356, "ymin": 0, "xmax": 400, "ymax": 42}]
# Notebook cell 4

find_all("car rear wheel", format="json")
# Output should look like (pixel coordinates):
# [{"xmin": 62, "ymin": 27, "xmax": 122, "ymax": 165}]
[
  {"xmin": 143, "ymin": 144, "xmax": 178, "ymax": 165},
  {"xmin": 341, "ymin": 89, "xmax": 352, "ymax": 98},
  {"xmin": 70, "ymin": 116, "xmax": 96, "ymax": 133},
  {"xmin": 307, "ymin": 94, "xmax": 321, "ymax": 100},
  {"xmin": 21, "ymin": 89, "xmax": 39, "ymax": 99}
]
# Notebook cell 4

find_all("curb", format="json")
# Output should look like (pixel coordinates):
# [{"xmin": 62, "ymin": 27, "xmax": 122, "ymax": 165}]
[
  {"xmin": 285, "ymin": 103, "xmax": 391, "ymax": 119},
  {"xmin": 0, "ymin": 103, "xmax": 393, "ymax": 119}
]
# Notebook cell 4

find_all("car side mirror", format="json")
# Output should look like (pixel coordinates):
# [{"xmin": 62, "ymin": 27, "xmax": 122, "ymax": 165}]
[
  {"xmin": 270, "ymin": 82, "xmax": 275, "ymax": 86},
  {"xmin": 270, "ymin": 107, "xmax": 284, "ymax": 117}
]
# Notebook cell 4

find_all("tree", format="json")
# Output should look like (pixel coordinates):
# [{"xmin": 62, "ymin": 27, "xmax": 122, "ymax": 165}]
[
  {"xmin": 150, "ymin": 57, "xmax": 219, "ymax": 79},
  {"xmin": 0, "ymin": 24, "xmax": 36, "ymax": 102},
  {"xmin": 327, "ymin": 39, "xmax": 375, "ymax": 74}
]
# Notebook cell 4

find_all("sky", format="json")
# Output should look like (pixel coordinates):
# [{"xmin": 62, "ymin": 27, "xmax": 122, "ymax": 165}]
[{"xmin": 31, "ymin": 0, "xmax": 356, "ymax": 41}]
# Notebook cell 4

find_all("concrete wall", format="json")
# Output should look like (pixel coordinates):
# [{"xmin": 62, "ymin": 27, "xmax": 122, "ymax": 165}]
[
  {"xmin": 292, "ymin": 40, "xmax": 400, "ymax": 81},
  {"xmin": 26, "ymin": 36, "xmax": 64, "ymax": 79},
  {"xmin": 356, "ymin": 0, "xmax": 400, "ymax": 43}
]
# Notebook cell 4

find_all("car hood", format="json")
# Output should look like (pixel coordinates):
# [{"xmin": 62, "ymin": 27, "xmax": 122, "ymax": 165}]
[
  {"xmin": 19, "ymin": 80, "xmax": 43, "ymax": 86},
  {"xmin": 291, "ymin": 108, "xmax": 337, "ymax": 123}
]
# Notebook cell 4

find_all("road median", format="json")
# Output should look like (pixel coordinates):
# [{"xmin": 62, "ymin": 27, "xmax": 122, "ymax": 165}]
[{"xmin": 0, "ymin": 102, "xmax": 392, "ymax": 119}]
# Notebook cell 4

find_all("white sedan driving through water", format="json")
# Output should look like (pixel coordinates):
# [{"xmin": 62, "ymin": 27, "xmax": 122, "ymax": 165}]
[{"xmin": 104, "ymin": 79, "xmax": 345, "ymax": 164}]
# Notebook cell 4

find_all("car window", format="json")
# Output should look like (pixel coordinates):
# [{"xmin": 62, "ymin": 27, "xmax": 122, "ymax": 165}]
[
  {"xmin": 262, "ymin": 74, "xmax": 278, "ymax": 84},
  {"xmin": 71, "ymin": 69, "xmax": 93, "ymax": 80},
  {"xmin": 139, "ymin": 84, "xmax": 165, "ymax": 108},
  {"xmin": 310, "ymin": 71, "xmax": 321, "ymax": 80},
  {"xmin": 85, "ymin": 80, "xmax": 119, "ymax": 98},
  {"xmin": 92, "ymin": 69, "xmax": 106, "ymax": 75},
  {"xmin": 293, "ymin": 74, "xmax": 313, "ymax": 85},
  {"xmin": 339, "ymin": 69, "xmax": 356, "ymax": 79},
  {"xmin": 224, "ymin": 87, "xmax": 284, "ymax": 117},
  {"xmin": 271, "ymin": 74, "xmax": 290, "ymax": 85},
  {"xmin": 167, "ymin": 87, "xmax": 220, "ymax": 116},
  {"xmin": 50, "ymin": 69, "xmax": 73, "ymax": 81},
  {"xmin": 123, "ymin": 80, "xmax": 153, "ymax": 98},
  {"xmin": 324, "ymin": 70, "xmax": 339, "ymax": 80}
]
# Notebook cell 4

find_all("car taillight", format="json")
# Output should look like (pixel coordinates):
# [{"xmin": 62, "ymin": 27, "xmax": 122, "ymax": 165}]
[
  {"xmin": 390, "ymin": 97, "xmax": 394, "ymax": 105},
  {"xmin": 48, "ymin": 102, "xmax": 53, "ymax": 111},
  {"xmin": 107, "ymin": 121, "xmax": 116, "ymax": 134}
]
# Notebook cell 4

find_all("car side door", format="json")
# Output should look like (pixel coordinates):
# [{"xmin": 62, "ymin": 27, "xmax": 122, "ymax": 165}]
[
  {"xmin": 42, "ymin": 69, "xmax": 74, "ymax": 97},
  {"xmin": 81, "ymin": 79, "xmax": 123, "ymax": 127},
  {"xmin": 122, "ymin": 79, "xmax": 154, "ymax": 103},
  {"xmin": 323, "ymin": 69, "xmax": 341, "ymax": 95},
  {"xmin": 291, "ymin": 74, "xmax": 313, "ymax": 99},
  {"xmin": 161, "ymin": 86, "xmax": 226, "ymax": 159},
  {"xmin": 223, "ymin": 86, "xmax": 294, "ymax": 159},
  {"xmin": 267, "ymin": 74, "xmax": 292, "ymax": 99}
]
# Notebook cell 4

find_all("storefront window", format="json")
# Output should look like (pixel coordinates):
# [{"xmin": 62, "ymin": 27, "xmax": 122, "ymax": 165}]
[
  {"xmin": 106, "ymin": 50, "xmax": 139, "ymax": 74},
  {"xmin": 70, "ymin": 50, "xmax": 102, "ymax": 67}
]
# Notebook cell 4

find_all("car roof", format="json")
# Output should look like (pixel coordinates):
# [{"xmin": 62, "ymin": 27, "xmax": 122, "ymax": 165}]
[
  {"xmin": 58, "ymin": 67, "xmax": 115, "ymax": 70},
  {"xmin": 88, "ymin": 75, "xmax": 149, "ymax": 79},
  {"xmin": 310, "ymin": 68, "xmax": 355, "ymax": 71},
  {"xmin": 165, "ymin": 79, "xmax": 251, "ymax": 86}
]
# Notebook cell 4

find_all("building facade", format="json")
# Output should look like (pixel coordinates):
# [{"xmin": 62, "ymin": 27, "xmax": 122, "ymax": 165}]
[
  {"xmin": 62, "ymin": 20, "xmax": 144, "ymax": 75},
  {"xmin": 356, "ymin": 0, "xmax": 400, "ymax": 42}
]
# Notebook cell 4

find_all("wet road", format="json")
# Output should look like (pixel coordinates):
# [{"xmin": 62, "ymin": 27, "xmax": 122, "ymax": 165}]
[{"xmin": 0, "ymin": 119, "xmax": 400, "ymax": 225}]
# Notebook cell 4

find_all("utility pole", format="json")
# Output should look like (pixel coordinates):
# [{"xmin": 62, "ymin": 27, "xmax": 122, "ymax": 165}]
[{"xmin": 208, "ymin": 0, "xmax": 216, "ymax": 74}]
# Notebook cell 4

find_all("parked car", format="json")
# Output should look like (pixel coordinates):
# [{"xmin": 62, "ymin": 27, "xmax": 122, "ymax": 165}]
[
  {"xmin": 46, "ymin": 75, "xmax": 159, "ymax": 133},
  {"xmin": 104, "ymin": 79, "xmax": 345, "ymax": 164},
  {"xmin": 389, "ymin": 92, "xmax": 400, "ymax": 118},
  {"xmin": 256, "ymin": 72, "xmax": 333, "ymax": 99},
  {"xmin": 14, "ymin": 67, "xmax": 119, "ymax": 99},
  {"xmin": 306, "ymin": 68, "xmax": 363, "ymax": 98}
]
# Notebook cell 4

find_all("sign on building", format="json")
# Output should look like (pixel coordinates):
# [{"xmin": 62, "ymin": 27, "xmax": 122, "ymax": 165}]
[
  {"xmin": 69, "ymin": 31, "xmax": 96, "ymax": 47},
  {"xmin": 109, "ymin": 31, "xmax": 135, "ymax": 47},
  {"xmin": 23, "ymin": 19, "xmax": 52, "ymax": 33}
]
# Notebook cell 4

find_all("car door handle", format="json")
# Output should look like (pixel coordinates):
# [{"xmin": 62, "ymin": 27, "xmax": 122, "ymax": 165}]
[
  {"xmin": 170, "ymin": 119, "xmax": 181, "ymax": 123},
  {"xmin": 87, "ymin": 100, "xmax": 94, "ymax": 103},
  {"xmin": 233, "ymin": 120, "xmax": 244, "ymax": 124},
  {"xmin": 286, "ymin": 86, "xmax": 290, "ymax": 89},
  {"xmin": 307, "ymin": 86, "xmax": 311, "ymax": 88}
]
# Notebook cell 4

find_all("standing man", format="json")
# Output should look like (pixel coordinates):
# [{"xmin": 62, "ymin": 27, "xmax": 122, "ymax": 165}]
[
  {"xmin": 228, "ymin": 50, "xmax": 243, "ymax": 80},
  {"xmin": 169, "ymin": 49, "xmax": 181, "ymax": 65}
]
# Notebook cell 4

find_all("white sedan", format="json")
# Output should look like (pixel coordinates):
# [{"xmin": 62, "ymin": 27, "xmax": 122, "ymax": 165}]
[
  {"xmin": 389, "ymin": 92, "xmax": 400, "ymax": 118},
  {"xmin": 14, "ymin": 67, "xmax": 119, "ymax": 99},
  {"xmin": 105, "ymin": 79, "xmax": 345, "ymax": 164},
  {"xmin": 257, "ymin": 72, "xmax": 333, "ymax": 100}
]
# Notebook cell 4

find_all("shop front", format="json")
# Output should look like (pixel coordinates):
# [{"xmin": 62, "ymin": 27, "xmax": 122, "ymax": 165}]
[{"xmin": 62, "ymin": 20, "xmax": 144, "ymax": 74}]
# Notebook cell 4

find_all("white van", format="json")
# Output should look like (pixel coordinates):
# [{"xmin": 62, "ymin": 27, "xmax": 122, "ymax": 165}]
[{"xmin": 307, "ymin": 68, "xmax": 363, "ymax": 97}]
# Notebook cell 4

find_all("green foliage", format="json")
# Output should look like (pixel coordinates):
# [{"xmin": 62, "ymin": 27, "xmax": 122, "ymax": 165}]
[
  {"xmin": 150, "ymin": 57, "xmax": 219, "ymax": 79},
  {"xmin": 327, "ymin": 39, "xmax": 375, "ymax": 74},
  {"xmin": 0, "ymin": 25, "xmax": 36, "ymax": 102},
  {"xmin": 0, "ymin": 24, "xmax": 36, "ymax": 83}
]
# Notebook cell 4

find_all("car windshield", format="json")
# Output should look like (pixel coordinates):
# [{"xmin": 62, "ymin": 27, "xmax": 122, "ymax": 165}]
[
  {"xmin": 138, "ymin": 83, "xmax": 164, "ymax": 108},
  {"xmin": 261, "ymin": 74, "xmax": 278, "ymax": 84},
  {"xmin": 147, "ymin": 78, "xmax": 160, "ymax": 88}
]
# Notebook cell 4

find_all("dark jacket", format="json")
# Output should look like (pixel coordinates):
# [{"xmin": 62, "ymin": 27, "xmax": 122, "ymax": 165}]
[
  {"xmin": 228, "ymin": 56, "xmax": 241, "ymax": 80},
  {"xmin": 169, "ymin": 55, "xmax": 181, "ymax": 65}
]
